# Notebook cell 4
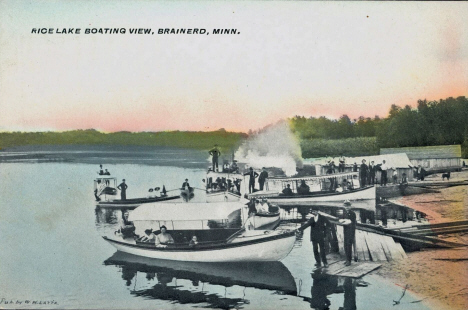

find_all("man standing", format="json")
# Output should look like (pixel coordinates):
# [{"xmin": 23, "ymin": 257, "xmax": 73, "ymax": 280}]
[
  {"xmin": 359, "ymin": 159, "xmax": 368, "ymax": 188},
  {"xmin": 341, "ymin": 202, "xmax": 357, "ymax": 266},
  {"xmin": 117, "ymin": 179, "xmax": 128, "ymax": 201},
  {"xmin": 339, "ymin": 155, "xmax": 346, "ymax": 173},
  {"xmin": 258, "ymin": 167, "xmax": 269, "ymax": 191},
  {"xmin": 244, "ymin": 167, "xmax": 259, "ymax": 193},
  {"xmin": 298, "ymin": 210, "xmax": 329, "ymax": 268},
  {"xmin": 209, "ymin": 145, "xmax": 221, "ymax": 172},
  {"xmin": 368, "ymin": 161, "xmax": 376, "ymax": 185},
  {"xmin": 380, "ymin": 160, "xmax": 388, "ymax": 186}
]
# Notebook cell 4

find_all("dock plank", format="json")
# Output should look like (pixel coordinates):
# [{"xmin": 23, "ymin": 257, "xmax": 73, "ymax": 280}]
[{"xmin": 322, "ymin": 261, "xmax": 381, "ymax": 278}]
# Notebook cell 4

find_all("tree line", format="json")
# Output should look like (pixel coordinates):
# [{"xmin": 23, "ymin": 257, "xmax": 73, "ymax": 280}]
[
  {"xmin": 0, "ymin": 129, "xmax": 247, "ymax": 151},
  {"xmin": 289, "ymin": 96, "xmax": 468, "ymax": 158}
]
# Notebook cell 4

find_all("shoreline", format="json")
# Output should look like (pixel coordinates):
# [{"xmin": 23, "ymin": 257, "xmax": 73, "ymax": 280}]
[{"xmin": 373, "ymin": 170, "xmax": 468, "ymax": 310}]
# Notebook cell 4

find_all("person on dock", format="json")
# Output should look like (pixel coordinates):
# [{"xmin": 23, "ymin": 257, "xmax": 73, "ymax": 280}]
[
  {"xmin": 341, "ymin": 201, "xmax": 357, "ymax": 266},
  {"xmin": 244, "ymin": 167, "xmax": 259, "ymax": 193},
  {"xmin": 359, "ymin": 159, "xmax": 368, "ymax": 188},
  {"xmin": 282, "ymin": 184, "xmax": 293, "ymax": 196},
  {"xmin": 209, "ymin": 144, "xmax": 221, "ymax": 172},
  {"xmin": 352, "ymin": 162, "xmax": 358, "ymax": 172},
  {"xmin": 99, "ymin": 164, "xmax": 104, "ymax": 175},
  {"xmin": 258, "ymin": 167, "xmax": 269, "ymax": 191},
  {"xmin": 297, "ymin": 209, "xmax": 330, "ymax": 268},
  {"xmin": 368, "ymin": 161, "xmax": 376, "ymax": 185},
  {"xmin": 155, "ymin": 225, "xmax": 174, "ymax": 247},
  {"xmin": 380, "ymin": 160, "xmax": 388, "ymax": 186},
  {"xmin": 117, "ymin": 179, "xmax": 128, "ymax": 200},
  {"xmin": 339, "ymin": 155, "xmax": 346, "ymax": 173},
  {"xmin": 104, "ymin": 169, "xmax": 110, "ymax": 175}
]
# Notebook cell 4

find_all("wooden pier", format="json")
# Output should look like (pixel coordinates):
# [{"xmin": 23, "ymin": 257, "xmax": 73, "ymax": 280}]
[{"xmin": 336, "ymin": 226, "xmax": 407, "ymax": 262}]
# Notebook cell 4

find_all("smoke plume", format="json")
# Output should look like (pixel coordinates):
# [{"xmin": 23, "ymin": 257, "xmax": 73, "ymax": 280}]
[{"xmin": 235, "ymin": 121, "xmax": 303, "ymax": 176}]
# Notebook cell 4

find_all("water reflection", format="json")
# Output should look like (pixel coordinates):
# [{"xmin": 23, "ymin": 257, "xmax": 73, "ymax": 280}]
[
  {"xmin": 305, "ymin": 269, "xmax": 359, "ymax": 310},
  {"xmin": 104, "ymin": 252, "xmax": 297, "ymax": 308}
]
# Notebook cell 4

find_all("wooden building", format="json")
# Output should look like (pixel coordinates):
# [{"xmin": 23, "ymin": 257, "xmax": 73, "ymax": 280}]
[
  {"xmin": 380, "ymin": 145, "xmax": 462, "ymax": 171},
  {"xmin": 303, "ymin": 153, "xmax": 414, "ymax": 181}
]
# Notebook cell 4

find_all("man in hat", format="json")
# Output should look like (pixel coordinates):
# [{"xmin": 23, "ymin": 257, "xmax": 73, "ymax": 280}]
[
  {"xmin": 244, "ymin": 167, "xmax": 259, "ymax": 193},
  {"xmin": 341, "ymin": 201, "xmax": 357, "ymax": 266},
  {"xmin": 298, "ymin": 209, "xmax": 330, "ymax": 268},
  {"xmin": 209, "ymin": 144, "xmax": 221, "ymax": 172},
  {"xmin": 359, "ymin": 159, "xmax": 368, "ymax": 188},
  {"xmin": 258, "ymin": 167, "xmax": 269, "ymax": 191},
  {"xmin": 117, "ymin": 179, "xmax": 128, "ymax": 200}
]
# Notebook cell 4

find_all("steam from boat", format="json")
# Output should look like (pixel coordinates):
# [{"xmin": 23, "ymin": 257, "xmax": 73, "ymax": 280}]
[{"xmin": 234, "ymin": 120, "xmax": 303, "ymax": 176}]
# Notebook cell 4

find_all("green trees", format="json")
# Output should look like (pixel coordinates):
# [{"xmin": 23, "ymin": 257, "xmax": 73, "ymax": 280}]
[{"xmin": 290, "ymin": 96, "xmax": 468, "ymax": 158}]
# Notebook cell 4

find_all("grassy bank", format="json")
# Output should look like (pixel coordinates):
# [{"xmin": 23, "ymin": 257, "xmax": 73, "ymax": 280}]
[
  {"xmin": 0, "ymin": 129, "xmax": 247, "ymax": 151},
  {"xmin": 300, "ymin": 137, "xmax": 379, "ymax": 158}
]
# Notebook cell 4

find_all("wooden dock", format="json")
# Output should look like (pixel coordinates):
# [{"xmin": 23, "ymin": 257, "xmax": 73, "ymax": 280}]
[
  {"xmin": 390, "ymin": 220, "xmax": 468, "ymax": 236},
  {"xmin": 316, "ymin": 255, "xmax": 381, "ymax": 278},
  {"xmin": 336, "ymin": 226, "xmax": 407, "ymax": 262}
]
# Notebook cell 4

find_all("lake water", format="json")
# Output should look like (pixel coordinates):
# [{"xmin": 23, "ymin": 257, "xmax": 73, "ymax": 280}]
[{"xmin": 0, "ymin": 146, "xmax": 431, "ymax": 309}]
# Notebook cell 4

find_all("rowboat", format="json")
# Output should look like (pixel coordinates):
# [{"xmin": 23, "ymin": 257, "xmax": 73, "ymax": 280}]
[
  {"xmin": 248, "ymin": 172, "xmax": 376, "ymax": 206},
  {"xmin": 96, "ymin": 195, "xmax": 180, "ymax": 208},
  {"xmin": 94, "ymin": 177, "xmax": 179, "ymax": 208},
  {"xmin": 103, "ymin": 202, "xmax": 295, "ymax": 262},
  {"xmin": 104, "ymin": 251, "xmax": 297, "ymax": 295}
]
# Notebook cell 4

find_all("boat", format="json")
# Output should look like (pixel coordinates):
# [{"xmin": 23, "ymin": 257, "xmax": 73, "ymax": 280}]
[
  {"xmin": 104, "ymin": 251, "xmax": 297, "ymax": 295},
  {"xmin": 94, "ymin": 176, "xmax": 179, "ymax": 208},
  {"xmin": 204, "ymin": 170, "xmax": 243, "ymax": 202},
  {"xmin": 102, "ymin": 202, "xmax": 296, "ymax": 262},
  {"xmin": 248, "ymin": 172, "xmax": 376, "ymax": 206}
]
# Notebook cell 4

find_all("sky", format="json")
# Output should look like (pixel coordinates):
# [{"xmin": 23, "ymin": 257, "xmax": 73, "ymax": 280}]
[{"xmin": 0, "ymin": 1, "xmax": 467, "ymax": 133}]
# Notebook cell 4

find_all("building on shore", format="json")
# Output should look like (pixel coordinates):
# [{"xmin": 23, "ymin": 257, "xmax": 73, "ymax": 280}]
[
  {"xmin": 380, "ymin": 145, "xmax": 462, "ymax": 172},
  {"xmin": 303, "ymin": 153, "xmax": 414, "ymax": 181}
]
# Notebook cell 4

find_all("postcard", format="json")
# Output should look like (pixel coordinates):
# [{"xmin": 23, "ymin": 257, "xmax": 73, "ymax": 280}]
[{"xmin": 0, "ymin": 1, "xmax": 467, "ymax": 310}]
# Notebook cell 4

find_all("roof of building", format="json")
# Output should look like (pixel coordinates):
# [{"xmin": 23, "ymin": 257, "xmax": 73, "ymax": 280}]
[
  {"xmin": 303, "ymin": 153, "xmax": 413, "ymax": 168},
  {"xmin": 380, "ymin": 145, "xmax": 461, "ymax": 159}
]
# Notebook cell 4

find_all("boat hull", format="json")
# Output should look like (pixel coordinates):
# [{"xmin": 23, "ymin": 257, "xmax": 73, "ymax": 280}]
[
  {"xmin": 97, "ymin": 195, "xmax": 180, "ymax": 208},
  {"xmin": 249, "ymin": 186, "xmax": 376, "ymax": 206},
  {"xmin": 103, "ymin": 230, "xmax": 296, "ymax": 262}
]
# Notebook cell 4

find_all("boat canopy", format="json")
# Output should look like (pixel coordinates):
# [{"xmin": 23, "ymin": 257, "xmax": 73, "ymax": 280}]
[
  {"xmin": 268, "ymin": 171, "xmax": 358, "ymax": 183},
  {"xmin": 129, "ymin": 201, "xmax": 246, "ymax": 222}
]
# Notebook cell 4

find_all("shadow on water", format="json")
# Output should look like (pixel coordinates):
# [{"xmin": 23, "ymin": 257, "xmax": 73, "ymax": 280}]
[{"xmin": 104, "ymin": 252, "xmax": 297, "ymax": 309}]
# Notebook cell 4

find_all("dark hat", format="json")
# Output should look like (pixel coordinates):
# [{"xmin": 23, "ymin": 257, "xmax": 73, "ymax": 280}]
[
  {"xmin": 185, "ymin": 178, "xmax": 188, "ymax": 181},
  {"xmin": 249, "ymin": 167, "xmax": 253, "ymax": 170},
  {"xmin": 160, "ymin": 225, "xmax": 167, "ymax": 230},
  {"xmin": 122, "ymin": 179, "xmax": 126, "ymax": 181}
]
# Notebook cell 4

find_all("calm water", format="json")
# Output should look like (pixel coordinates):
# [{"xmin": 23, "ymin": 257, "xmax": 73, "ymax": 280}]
[{"xmin": 0, "ymin": 147, "xmax": 430, "ymax": 309}]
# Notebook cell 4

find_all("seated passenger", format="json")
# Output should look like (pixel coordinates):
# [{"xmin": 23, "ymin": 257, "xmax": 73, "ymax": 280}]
[
  {"xmin": 248, "ymin": 199, "xmax": 257, "ymax": 216},
  {"xmin": 138, "ymin": 229, "xmax": 156, "ymax": 242},
  {"xmin": 258, "ymin": 200, "xmax": 269, "ymax": 213},
  {"xmin": 282, "ymin": 184, "xmax": 293, "ymax": 196},
  {"xmin": 189, "ymin": 235, "xmax": 199, "ymax": 247},
  {"xmin": 297, "ymin": 180, "xmax": 310, "ymax": 195},
  {"xmin": 155, "ymin": 225, "xmax": 175, "ymax": 247},
  {"xmin": 347, "ymin": 181, "xmax": 353, "ymax": 191},
  {"xmin": 341, "ymin": 179, "xmax": 348, "ymax": 191},
  {"xmin": 335, "ymin": 184, "xmax": 343, "ymax": 192},
  {"xmin": 104, "ymin": 169, "xmax": 110, "ymax": 175},
  {"xmin": 231, "ymin": 160, "xmax": 239, "ymax": 173}
]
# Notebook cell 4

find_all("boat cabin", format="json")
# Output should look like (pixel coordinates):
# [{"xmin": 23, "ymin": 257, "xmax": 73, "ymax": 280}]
[
  {"xmin": 94, "ymin": 177, "xmax": 118, "ymax": 201},
  {"xmin": 267, "ymin": 172, "xmax": 362, "ymax": 196},
  {"xmin": 128, "ymin": 202, "xmax": 245, "ymax": 245}
]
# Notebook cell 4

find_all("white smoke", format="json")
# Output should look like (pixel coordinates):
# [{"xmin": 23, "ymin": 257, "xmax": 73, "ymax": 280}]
[{"xmin": 235, "ymin": 121, "xmax": 303, "ymax": 176}]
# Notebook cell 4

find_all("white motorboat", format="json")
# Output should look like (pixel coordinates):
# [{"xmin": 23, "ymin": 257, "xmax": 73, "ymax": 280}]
[{"xmin": 103, "ymin": 202, "xmax": 295, "ymax": 262}]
